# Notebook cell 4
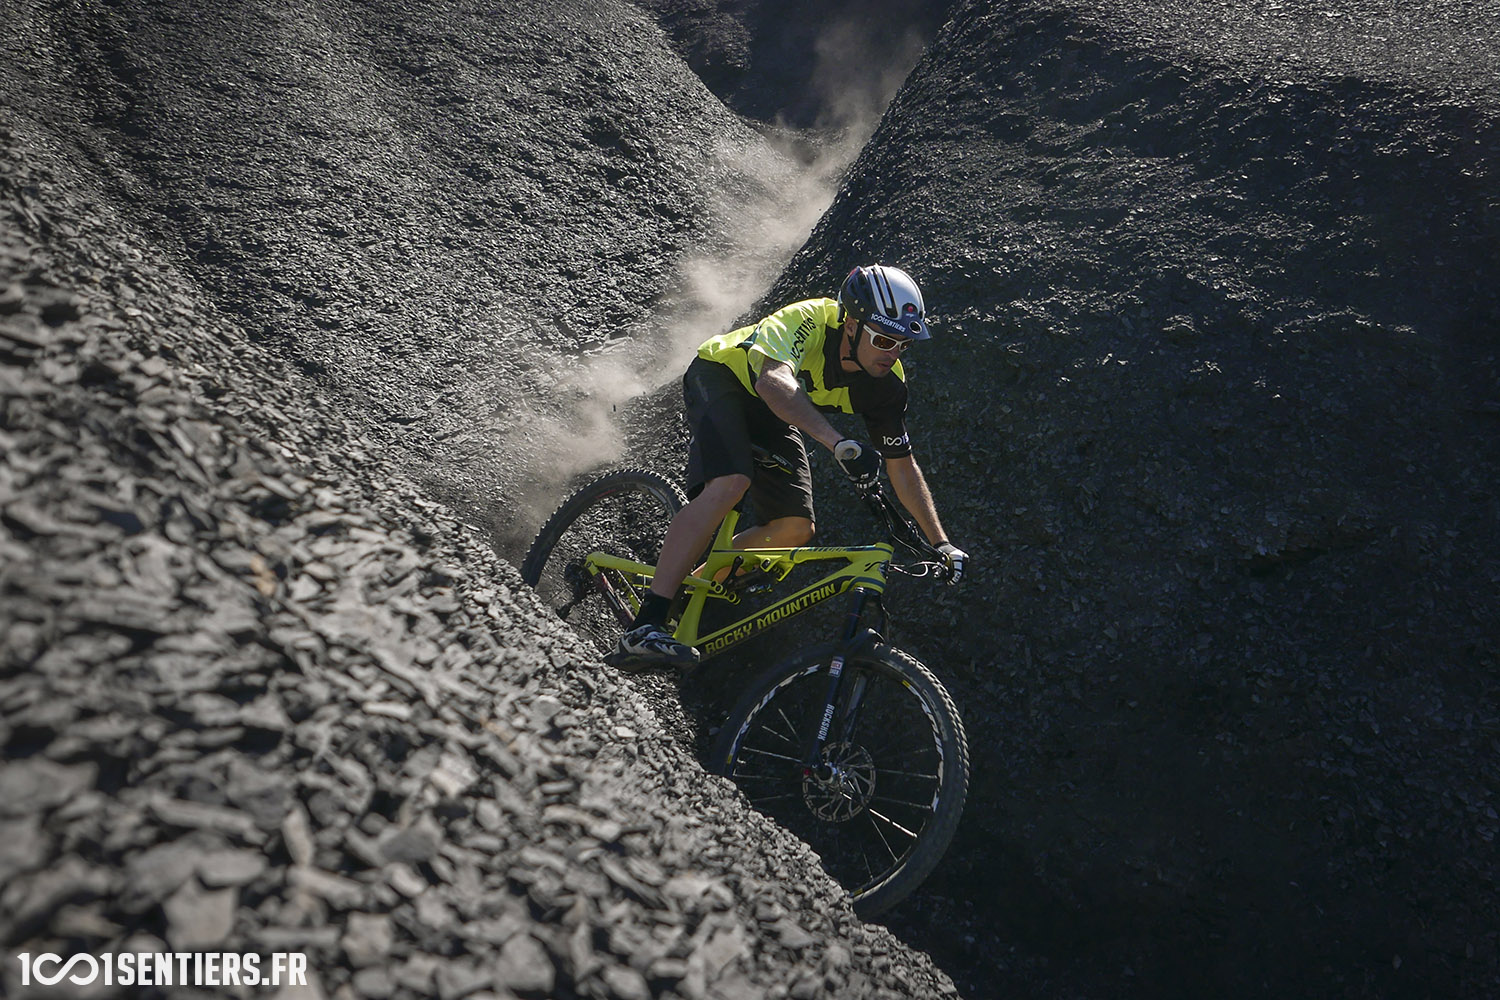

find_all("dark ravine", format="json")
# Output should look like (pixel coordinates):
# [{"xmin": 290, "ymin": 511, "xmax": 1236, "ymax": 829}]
[
  {"xmin": 3, "ymin": 3, "xmax": 1498, "ymax": 1000},
  {"xmin": 762, "ymin": 3, "xmax": 1500, "ymax": 998}
]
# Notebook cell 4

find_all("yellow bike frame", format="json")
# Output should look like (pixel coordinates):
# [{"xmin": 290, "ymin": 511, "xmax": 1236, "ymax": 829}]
[{"xmin": 585, "ymin": 508, "xmax": 895, "ymax": 661}]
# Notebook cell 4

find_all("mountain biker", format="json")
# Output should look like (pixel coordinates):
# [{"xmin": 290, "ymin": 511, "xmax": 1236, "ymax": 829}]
[{"xmin": 616, "ymin": 264, "xmax": 969, "ymax": 668}]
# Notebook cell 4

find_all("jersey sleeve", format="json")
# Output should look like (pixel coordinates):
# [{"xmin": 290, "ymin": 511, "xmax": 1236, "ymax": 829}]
[
  {"xmin": 742, "ymin": 301, "xmax": 824, "ymax": 379},
  {"xmin": 859, "ymin": 380, "xmax": 913, "ymax": 459}
]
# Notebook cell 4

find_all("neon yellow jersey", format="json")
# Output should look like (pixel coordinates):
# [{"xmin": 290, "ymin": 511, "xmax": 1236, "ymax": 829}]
[{"xmin": 697, "ymin": 298, "xmax": 913, "ymax": 457}]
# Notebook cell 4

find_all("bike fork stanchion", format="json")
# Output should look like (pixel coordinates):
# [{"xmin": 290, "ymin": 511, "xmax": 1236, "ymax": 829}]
[{"xmin": 803, "ymin": 588, "xmax": 875, "ymax": 778}]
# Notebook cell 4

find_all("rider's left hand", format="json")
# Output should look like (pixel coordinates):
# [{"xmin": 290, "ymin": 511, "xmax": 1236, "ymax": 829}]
[{"xmin": 937, "ymin": 542, "xmax": 967, "ymax": 584}]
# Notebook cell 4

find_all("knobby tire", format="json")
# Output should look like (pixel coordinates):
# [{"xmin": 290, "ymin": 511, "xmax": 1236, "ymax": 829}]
[{"xmin": 520, "ymin": 468, "xmax": 686, "ymax": 655}]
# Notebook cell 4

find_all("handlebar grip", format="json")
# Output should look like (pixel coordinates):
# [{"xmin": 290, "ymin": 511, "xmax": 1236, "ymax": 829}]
[
  {"xmin": 835, "ymin": 438, "xmax": 881, "ymax": 489},
  {"xmin": 834, "ymin": 439, "xmax": 863, "ymax": 463}
]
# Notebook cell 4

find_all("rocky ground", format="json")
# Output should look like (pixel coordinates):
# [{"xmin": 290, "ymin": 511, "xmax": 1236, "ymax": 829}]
[
  {"xmin": 1, "ymin": 216, "xmax": 970, "ymax": 1000},
  {"xmin": 4, "ymin": 0, "xmax": 1499, "ymax": 999},
  {"xmin": 1, "ymin": 1, "xmax": 959, "ymax": 998}
]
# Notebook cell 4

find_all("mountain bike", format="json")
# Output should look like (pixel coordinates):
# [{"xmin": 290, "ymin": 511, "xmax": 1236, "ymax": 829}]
[{"xmin": 519, "ymin": 465, "xmax": 969, "ymax": 916}]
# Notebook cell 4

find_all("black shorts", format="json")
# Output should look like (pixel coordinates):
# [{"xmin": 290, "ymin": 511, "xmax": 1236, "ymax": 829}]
[{"xmin": 682, "ymin": 357, "xmax": 815, "ymax": 524}]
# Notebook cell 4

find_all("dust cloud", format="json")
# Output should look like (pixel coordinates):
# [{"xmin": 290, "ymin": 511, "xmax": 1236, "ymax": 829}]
[{"xmin": 506, "ymin": 17, "xmax": 931, "ymax": 533}]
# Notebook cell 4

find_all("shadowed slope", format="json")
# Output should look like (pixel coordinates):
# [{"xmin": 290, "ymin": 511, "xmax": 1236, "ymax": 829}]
[{"xmin": 769, "ymin": 1, "xmax": 1499, "ymax": 997}]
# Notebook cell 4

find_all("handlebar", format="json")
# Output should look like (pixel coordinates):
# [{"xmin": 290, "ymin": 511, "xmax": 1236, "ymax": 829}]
[{"xmin": 853, "ymin": 480, "xmax": 954, "ymax": 581}]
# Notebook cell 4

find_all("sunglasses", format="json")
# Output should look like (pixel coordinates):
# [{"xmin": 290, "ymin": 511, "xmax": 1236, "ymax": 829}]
[{"xmin": 865, "ymin": 325, "xmax": 914, "ymax": 353}]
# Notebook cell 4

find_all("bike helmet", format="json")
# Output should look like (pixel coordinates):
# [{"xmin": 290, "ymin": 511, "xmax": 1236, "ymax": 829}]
[{"xmin": 837, "ymin": 265, "xmax": 928, "ymax": 341}]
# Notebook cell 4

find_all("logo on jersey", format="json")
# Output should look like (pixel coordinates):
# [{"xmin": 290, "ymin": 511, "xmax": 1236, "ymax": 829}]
[{"xmin": 791, "ymin": 316, "xmax": 817, "ymax": 355}]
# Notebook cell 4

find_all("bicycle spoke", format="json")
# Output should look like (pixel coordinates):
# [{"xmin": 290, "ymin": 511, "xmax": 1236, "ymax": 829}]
[
  {"xmin": 865, "ymin": 812, "xmax": 903, "ymax": 867},
  {"xmin": 865, "ymin": 806, "xmax": 921, "ymax": 842},
  {"xmin": 738, "ymin": 746, "xmax": 803, "ymax": 765},
  {"xmin": 883, "ymin": 774, "xmax": 941, "ymax": 787},
  {"xmin": 867, "ymin": 794, "xmax": 938, "ymax": 814},
  {"xmin": 765, "ymin": 706, "xmax": 802, "ymax": 746},
  {"xmin": 745, "ymin": 792, "xmax": 802, "ymax": 806}
]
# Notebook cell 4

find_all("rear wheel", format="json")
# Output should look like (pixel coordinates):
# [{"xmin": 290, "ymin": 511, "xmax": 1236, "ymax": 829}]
[
  {"xmin": 712, "ymin": 641, "xmax": 968, "ymax": 916},
  {"xmin": 520, "ymin": 469, "xmax": 686, "ymax": 655}
]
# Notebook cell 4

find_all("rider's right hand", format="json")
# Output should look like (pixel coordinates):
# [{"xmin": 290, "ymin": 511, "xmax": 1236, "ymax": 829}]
[{"xmin": 834, "ymin": 439, "xmax": 880, "ymax": 487}]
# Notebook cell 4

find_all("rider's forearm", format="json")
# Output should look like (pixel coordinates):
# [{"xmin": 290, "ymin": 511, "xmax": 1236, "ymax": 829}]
[
  {"xmin": 887, "ymin": 455, "xmax": 948, "ymax": 546},
  {"xmin": 754, "ymin": 363, "xmax": 844, "ymax": 452}
]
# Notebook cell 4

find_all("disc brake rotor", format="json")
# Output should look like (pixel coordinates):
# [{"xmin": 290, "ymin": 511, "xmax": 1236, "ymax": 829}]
[{"xmin": 803, "ymin": 741, "xmax": 876, "ymax": 822}]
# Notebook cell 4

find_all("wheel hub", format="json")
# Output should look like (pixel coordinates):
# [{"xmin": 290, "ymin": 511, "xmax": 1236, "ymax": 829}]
[{"xmin": 803, "ymin": 741, "xmax": 876, "ymax": 822}]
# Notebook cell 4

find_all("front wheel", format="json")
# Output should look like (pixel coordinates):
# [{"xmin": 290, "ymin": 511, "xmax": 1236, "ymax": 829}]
[
  {"xmin": 520, "ymin": 468, "xmax": 686, "ymax": 655},
  {"xmin": 711, "ymin": 642, "xmax": 969, "ymax": 916}
]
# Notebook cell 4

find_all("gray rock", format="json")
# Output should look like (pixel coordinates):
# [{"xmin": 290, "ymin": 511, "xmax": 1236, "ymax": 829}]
[
  {"xmin": 197, "ymin": 848, "xmax": 269, "ymax": 887},
  {"xmin": 350, "ymin": 967, "xmax": 396, "ymax": 1000},
  {"xmin": 239, "ymin": 692, "xmax": 292, "ymax": 732},
  {"xmin": 124, "ymin": 839, "xmax": 212, "ymax": 905},
  {"xmin": 342, "ymin": 912, "xmax": 395, "ymax": 968},
  {"xmin": 378, "ymin": 816, "xmax": 443, "ymax": 864},
  {"xmin": 1, "ymin": 856, "xmax": 113, "ymax": 936},
  {"xmin": 494, "ymin": 933, "xmax": 555, "ymax": 996},
  {"xmin": 287, "ymin": 866, "xmax": 365, "ymax": 909},
  {"xmin": 385, "ymin": 863, "xmax": 429, "ymax": 899},
  {"xmin": 601, "ymin": 964, "xmax": 653, "ymax": 1000},
  {"xmin": 0, "ymin": 816, "xmax": 49, "ymax": 883},
  {"xmin": 147, "ymin": 795, "xmax": 259, "ymax": 839},
  {"xmin": 435, "ymin": 960, "xmax": 491, "ymax": 1000},
  {"xmin": 393, "ymin": 954, "xmax": 440, "ymax": 994},
  {"xmin": 280, "ymin": 805, "xmax": 316, "ymax": 868},
  {"xmin": 0, "ymin": 759, "xmax": 97, "ymax": 817},
  {"xmin": 164, "ymin": 879, "xmax": 238, "ymax": 949}
]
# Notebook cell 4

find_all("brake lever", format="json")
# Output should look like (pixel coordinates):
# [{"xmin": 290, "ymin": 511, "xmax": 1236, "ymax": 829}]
[
  {"xmin": 859, "ymin": 483, "xmax": 941, "ymax": 562},
  {"xmin": 889, "ymin": 559, "xmax": 949, "ymax": 580}
]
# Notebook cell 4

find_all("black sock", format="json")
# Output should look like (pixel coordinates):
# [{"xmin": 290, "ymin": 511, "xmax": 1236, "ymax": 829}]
[{"xmin": 631, "ymin": 593, "xmax": 672, "ymax": 630}]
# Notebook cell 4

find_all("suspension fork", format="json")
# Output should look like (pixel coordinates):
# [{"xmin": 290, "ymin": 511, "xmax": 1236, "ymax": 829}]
[{"xmin": 804, "ymin": 587, "xmax": 879, "ymax": 775}]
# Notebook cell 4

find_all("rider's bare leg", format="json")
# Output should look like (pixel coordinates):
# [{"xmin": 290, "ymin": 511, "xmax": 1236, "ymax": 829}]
[
  {"xmin": 732, "ymin": 516, "xmax": 814, "ymax": 549},
  {"xmin": 692, "ymin": 516, "xmax": 813, "ymax": 582},
  {"xmin": 648, "ymin": 473, "xmax": 750, "ymax": 602}
]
